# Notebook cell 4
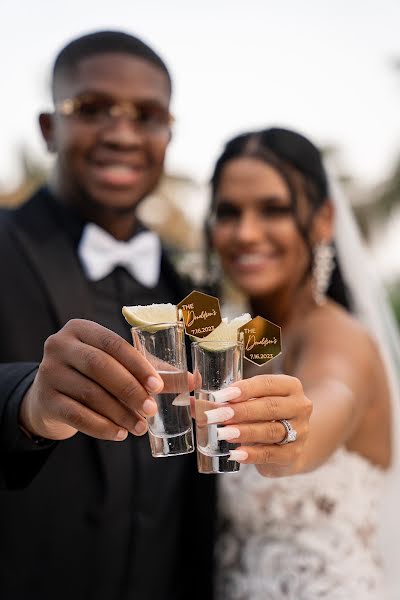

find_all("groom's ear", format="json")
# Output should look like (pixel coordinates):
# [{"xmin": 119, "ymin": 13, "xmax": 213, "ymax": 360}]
[
  {"xmin": 312, "ymin": 199, "xmax": 334, "ymax": 244},
  {"xmin": 39, "ymin": 112, "xmax": 57, "ymax": 153}
]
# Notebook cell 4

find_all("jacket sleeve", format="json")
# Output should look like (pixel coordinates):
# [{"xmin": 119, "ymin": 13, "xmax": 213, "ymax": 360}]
[{"xmin": 0, "ymin": 363, "xmax": 56, "ymax": 489}]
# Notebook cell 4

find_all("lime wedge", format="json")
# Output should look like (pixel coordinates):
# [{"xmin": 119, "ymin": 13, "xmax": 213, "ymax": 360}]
[
  {"xmin": 122, "ymin": 303, "xmax": 178, "ymax": 331},
  {"xmin": 198, "ymin": 313, "xmax": 251, "ymax": 351}
]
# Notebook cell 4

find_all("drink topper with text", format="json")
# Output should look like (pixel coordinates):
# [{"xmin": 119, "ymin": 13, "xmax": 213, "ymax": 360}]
[
  {"xmin": 239, "ymin": 316, "xmax": 282, "ymax": 366},
  {"xmin": 177, "ymin": 291, "xmax": 222, "ymax": 338},
  {"xmin": 177, "ymin": 291, "xmax": 282, "ymax": 365}
]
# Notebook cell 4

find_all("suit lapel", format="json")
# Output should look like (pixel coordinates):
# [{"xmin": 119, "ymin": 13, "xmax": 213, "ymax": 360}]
[{"xmin": 10, "ymin": 188, "xmax": 94, "ymax": 327}]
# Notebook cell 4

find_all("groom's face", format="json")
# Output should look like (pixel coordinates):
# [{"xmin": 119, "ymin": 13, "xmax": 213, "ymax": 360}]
[{"xmin": 40, "ymin": 52, "xmax": 172, "ymax": 215}]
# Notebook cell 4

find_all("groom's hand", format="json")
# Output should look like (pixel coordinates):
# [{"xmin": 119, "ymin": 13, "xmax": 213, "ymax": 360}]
[{"xmin": 19, "ymin": 319, "xmax": 165, "ymax": 442}]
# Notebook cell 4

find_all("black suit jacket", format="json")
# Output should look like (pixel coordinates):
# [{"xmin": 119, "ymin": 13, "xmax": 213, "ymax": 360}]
[{"xmin": 0, "ymin": 188, "xmax": 215, "ymax": 600}]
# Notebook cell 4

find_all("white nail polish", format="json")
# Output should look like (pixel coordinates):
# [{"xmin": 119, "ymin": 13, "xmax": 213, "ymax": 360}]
[
  {"xmin": 228, "ymin": 449, "xmax": 248, "ymax": 462},
  {"xmin": 205, "ymin": 406, "xmax": 235, "ymax": 424},
  {"xmin": 172, "ymin": 393, "xmax": 191, "ymax": 406},
  {"xmin": 217, "ymin": 426, "xmax": 240, "ymax": 441},
  {"xmin": 211, "ymin": 387, "xmax": 241, "ymax": 403}
]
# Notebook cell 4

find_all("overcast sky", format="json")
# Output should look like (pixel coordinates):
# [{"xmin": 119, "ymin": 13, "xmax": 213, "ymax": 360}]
[{"xmin": 1, "ymin": 0, "xmax": 400, "ymax": 190}]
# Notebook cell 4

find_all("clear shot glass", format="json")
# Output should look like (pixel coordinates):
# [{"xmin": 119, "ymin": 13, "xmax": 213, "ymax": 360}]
[
  {"xmin": 191, "ymin": 340, "xmax": 243, "ymax": 474},
  {"xmin": 132, "ymin": 322, "xmax": 194, "ymax": 457}
]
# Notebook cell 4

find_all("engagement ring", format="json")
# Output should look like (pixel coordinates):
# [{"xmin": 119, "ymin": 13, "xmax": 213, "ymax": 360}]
[{"xmin": 277, "ymin": 419, "xmax": 297, "ymax": 445}]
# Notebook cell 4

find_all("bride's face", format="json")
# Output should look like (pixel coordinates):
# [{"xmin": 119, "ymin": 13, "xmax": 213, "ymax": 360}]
[{"xmin": 211, "ymin": 157, "xmax": 323, "ymax": 299}]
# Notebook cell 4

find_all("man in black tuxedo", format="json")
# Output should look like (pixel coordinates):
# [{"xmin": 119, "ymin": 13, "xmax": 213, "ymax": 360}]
[{"xmin": 0, "ymin": 31, "xmax": 215, "ymax": 600}]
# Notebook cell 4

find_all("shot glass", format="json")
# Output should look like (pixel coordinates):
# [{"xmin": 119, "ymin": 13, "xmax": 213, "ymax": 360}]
[
  {"xmin": 191, "ymin": 340, "xmax": 243, "ymax": 474},
  {"xmin": 132, "ymin": 322, "xmax": 194, "ymax": 457}
]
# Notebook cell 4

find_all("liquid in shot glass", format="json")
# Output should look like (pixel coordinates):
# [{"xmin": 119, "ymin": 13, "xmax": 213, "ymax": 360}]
[
  {"xmin": 191, "ymin": 340, "xmax": 243, "ymax": 474},
  {"xmin": 132, "ymin": 322, "xmax": 194, "ymax": 457}
]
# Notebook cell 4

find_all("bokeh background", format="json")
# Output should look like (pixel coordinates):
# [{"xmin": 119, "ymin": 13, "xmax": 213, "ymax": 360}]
[{"xmin": 1, "ymin": 0, "xmax": 400, "ymax": 311}]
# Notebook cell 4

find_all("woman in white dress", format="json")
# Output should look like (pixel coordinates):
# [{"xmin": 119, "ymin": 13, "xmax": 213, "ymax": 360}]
[{"xmin": 206, "ymin": 127, "xmax": 399, "ymax": 599}]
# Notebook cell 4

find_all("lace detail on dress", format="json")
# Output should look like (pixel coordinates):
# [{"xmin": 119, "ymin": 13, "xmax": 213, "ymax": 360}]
[{"xmin": 217, "ymin": 448, "xmax": 387, "ymax": 599}]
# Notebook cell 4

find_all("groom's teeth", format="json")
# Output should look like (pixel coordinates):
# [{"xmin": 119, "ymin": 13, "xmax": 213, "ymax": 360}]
[{"xmin": 101, "ymin": 164, "xmax": 134, "ymax": 173}]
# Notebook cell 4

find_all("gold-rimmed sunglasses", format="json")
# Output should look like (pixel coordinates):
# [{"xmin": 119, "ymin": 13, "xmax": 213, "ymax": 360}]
[{"xmin": 55, "ymin": 94, "xmax": 174, "ymax": 133}]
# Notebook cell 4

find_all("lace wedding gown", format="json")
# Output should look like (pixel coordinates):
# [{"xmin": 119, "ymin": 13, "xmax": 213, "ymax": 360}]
[{"xmin": 216, "ymin": 447, "xmax": 387, "ymax": 599}]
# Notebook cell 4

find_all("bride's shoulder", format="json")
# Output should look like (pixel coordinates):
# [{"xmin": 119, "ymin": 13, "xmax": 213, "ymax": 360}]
[
  {"xmin": 302, "ymin": 301, "xmax": 378, "ymax": 357},
  {"xmin": 311, "ymin": 301, "xmax": 365, "ymax": 331}
]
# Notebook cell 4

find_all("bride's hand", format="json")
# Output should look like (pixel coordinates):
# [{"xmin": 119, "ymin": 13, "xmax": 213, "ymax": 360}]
[{"xmin": 205, "ymin": 374, "xmax": 312, "ymax": 477}]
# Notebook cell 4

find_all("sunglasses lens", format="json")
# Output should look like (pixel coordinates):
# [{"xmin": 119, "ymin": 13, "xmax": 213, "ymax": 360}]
[
  {"xmin": 77, "ymin": 98, "xmax": 111, "ymax": 120},
  {"xmin": 141, "ymin": 106, "xmax": 166, "ymax": 125},
  {"xmin": 60, "ymin": 96, "xmax": 172, "ymax": 133}
]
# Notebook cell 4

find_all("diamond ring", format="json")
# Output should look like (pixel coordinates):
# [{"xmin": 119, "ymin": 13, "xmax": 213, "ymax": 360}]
[{"xmin": 277, "ymin": 419, "xmax": 297, "ymax": 445}]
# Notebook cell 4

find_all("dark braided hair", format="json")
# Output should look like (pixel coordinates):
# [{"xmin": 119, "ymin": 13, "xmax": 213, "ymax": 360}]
[
  {"xmin": 207, "ymin": 127, "xmax": 350, "ymax": 310},
  {"xmin": 52, "ymin": 30, "xmax": 172, "ymax": 100}
]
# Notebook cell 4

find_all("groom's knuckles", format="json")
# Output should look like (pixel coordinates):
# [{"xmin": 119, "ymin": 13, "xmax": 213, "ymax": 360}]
[
  {"xmin": 37, "ymin": 356, "xmax": 56, "ymax": 386},
  {"xmin": 58, "ymin": 398, "xmax": 122, "ymax": 440},
  {"xmin": 56, "ymin": 398, "xmax": 92, "ymax": 431},
  {"xmin": 123, "ymin": 347, "xmax": 161, "ymax": 383},
  {"xmin": 97, "ymin": 328, "xmax": 126, "ymax": 353},
  {"xmin": 94, "ymin": 331, "xmax": 158, "ymax": 384},
  {"xmin": 78, "ymin": 386, "xmax": 140, "ymax": 432},
  {"xmin": 43, "ymin": 331, "xmax": 70, "ymax": 361},
  {"xmin": 118, "ymin": 377, "xmax": 147, "ymax": 408},
  {"xmin": 65, "ymin": 320, "xmax": 151, "ymax": 376},
  {"xmin": 72, "ymin": 345, "xmax": 147, "ymax": 405},
  {"xmin": 73, "ymin": 343, "xmax": 110, "ymax": 376},
  {"xmin": 101, "ymin": 336, "xmax": 150, "ymax": 376},
  {"xmin": 66, "ymin": 319, "xmax": 114, "ymax": 347}
]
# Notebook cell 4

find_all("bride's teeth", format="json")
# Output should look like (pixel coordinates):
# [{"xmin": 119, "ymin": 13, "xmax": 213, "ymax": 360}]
[{"xmin": 237, "ymin": 255, "xmax": 265, "ymax": 265}]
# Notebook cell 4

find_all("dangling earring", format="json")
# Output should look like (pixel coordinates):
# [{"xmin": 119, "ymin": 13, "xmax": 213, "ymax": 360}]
[{"xmin": 312, "ymin": 242, "xmax": 335, "ymax": 305}]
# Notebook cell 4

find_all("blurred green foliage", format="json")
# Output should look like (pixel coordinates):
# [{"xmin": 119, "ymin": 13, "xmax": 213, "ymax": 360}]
[{"xmin": 389, "ymin": 284, "xmax": 400, "ymax": 325}]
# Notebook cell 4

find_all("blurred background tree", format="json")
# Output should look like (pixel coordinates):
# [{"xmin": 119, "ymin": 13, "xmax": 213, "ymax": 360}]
[{"xmin": 0, "ymin": 147, "xmax": 46, "ymax": 207}]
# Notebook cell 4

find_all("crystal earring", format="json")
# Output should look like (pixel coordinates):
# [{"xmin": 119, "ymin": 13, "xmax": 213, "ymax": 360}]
[{"xmin": 312, "ymin": 242, "xmax": 335, "ymax": 305}]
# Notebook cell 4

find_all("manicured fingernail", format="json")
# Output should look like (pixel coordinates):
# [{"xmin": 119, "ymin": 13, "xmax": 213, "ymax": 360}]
[
  {"xmin": 228, "ymin": 449, "xmax": 248, "ymax": 462},
  {"xmin": 205, "ymin": 406, "xmax": 234, "ymax": 424},
  {"xmin": 211, "ymin": 387, "xmax": 241, "ymax": 403},
  {"xmin": 217, "ymin": 426, "xmax": 240, "ymax": 441},
  {"xmin": 134, "ymin": 420, "xmax": 147, "ymax": 436},
  {"xmin": 172, "ymin": 393, "xmax": 191, "ymax": 406},
  {"xmin": 116, "ymin": 429, "xmax": 128, "ymax": 441},
  {"xmin": 146, "ymin": 376, "xmax": 163, "ymax": 392},
  {"xmin": 142, "ymin": 398, "xmax": 157, "ymax": 416}
]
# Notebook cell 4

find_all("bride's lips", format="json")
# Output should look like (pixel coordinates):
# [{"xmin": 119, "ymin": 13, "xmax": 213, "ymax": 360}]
[
  {"xmin": 231, "ymin": 252, "xmax": 279, "ymax": 272},
  {"xmin": 89, "ymin": 161, "xmax": 146, "ymax": 187}
]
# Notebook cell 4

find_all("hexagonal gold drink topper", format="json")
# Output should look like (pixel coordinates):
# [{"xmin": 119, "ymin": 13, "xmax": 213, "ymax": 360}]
[
  {"xmin": 239, "ymin": 316, "xmax": 282, "ymax": 366},
  {"xmin": 177, "ymin": 291, "xmax": 222, "ymax": 339}
]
